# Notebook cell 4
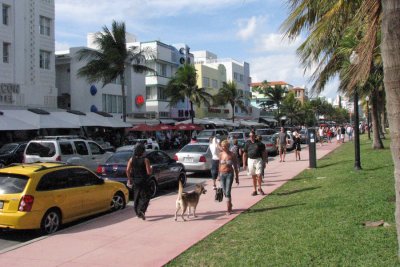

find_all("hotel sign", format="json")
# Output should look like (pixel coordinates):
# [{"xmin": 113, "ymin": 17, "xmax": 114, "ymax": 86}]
[{"xmin": 0, "ymin": 83, "xmax": 20, "ymax": 103}]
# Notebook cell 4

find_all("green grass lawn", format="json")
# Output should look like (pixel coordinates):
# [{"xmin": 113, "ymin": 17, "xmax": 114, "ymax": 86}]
[{"xmin": 167, "ymin": 136, "xmax": 398, "ymax": 266}]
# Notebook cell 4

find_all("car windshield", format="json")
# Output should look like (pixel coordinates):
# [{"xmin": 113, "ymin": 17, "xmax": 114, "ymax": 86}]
[
  {"xmin": 197, "ymin": 131, "xmax": 214, "ymax": 137},
  {"xmin": 0, "ymin": 174, "xmax": 29, "ymax": 194},
  {"xmin": 106, "ymin": 152, "xmax": 132, "ymax": 164},
  {"xmin": 0, "ymin": 143, "xmax": 18, "ymax": 155},
  {"xmin": 180, "ymin": 144, "xmax": 209, "ymax": 153}
]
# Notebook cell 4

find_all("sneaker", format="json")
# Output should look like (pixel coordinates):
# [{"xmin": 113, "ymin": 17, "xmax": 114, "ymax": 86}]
[
  {"xmin": 258, "ymin": 188, "xmax": 265, "ymax": 195},
  {"xmin": 251, "ymin": 191, "xmax": 257, "ymax": 196}
]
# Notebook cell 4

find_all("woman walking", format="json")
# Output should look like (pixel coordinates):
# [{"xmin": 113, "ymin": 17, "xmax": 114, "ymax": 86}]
[
  {"xmin": 294, "ymin": 132, "xmax": 302, "ymax": 161},
  {"xmin": 126, "ymin": 143, "xmax": 152, "ymax": 220},
  {"xmin": 218, "ymin": 140, "xmax": 239, "ymax": 215}
]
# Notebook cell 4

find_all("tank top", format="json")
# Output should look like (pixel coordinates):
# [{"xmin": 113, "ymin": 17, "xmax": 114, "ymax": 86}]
[{"xmin": 132, "ymin": 156, "xmax": 149, "ymax": 179}]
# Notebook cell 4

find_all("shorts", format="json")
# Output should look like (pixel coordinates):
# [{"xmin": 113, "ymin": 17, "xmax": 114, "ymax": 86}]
[
  {"xmin": 211, "ymin": 160, "xmax": 219, "ymax": 179},
  {"xmin": 247, "ymin": 158, "xmax": 263, "ymax": 176},
  {"xmin": 279, "ymin": 145, "xmax": 286, "ymax": 153}
]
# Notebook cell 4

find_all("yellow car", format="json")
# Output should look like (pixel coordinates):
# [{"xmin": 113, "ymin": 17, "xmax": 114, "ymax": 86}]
[{"xmin": 0, "ymin": 162, "xmax": 129, "ymax": 234}]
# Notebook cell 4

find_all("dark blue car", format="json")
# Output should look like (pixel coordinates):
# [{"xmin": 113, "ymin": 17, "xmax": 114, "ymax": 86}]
[{"xmin": 96, "ymin": 150, "xmax": 186, "ymax": 198}]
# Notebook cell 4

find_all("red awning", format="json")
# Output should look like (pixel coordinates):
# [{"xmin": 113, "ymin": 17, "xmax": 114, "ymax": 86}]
[
  {"xmin": 129, "ymin": 124, "xmax": 157, "ymax": 132},
  {"xmin": 152, "ymin": 124, "xmax": 175, "ymax": 131},
  {"xmin": 174, "ymin": 123, "xmax": 203, "ymax": 131}
]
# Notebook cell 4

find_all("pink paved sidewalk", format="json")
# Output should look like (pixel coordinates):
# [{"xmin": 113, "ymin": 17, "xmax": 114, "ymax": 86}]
[{"xmin": 0, "ymin": 142, "xmax": 338, "ymax": 267}]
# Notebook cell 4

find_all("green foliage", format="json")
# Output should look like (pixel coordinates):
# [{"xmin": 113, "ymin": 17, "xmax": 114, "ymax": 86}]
[
  {"xmin": 214, "ymin": 81, "xmax": 248, "ymax": 122},
  {"xmin": 165, "ymin": 64, "xmax": 212, "ymax": 123},
  {"xmin": 167, "ymin": 137, "xmax": 397, "ymax": 266},
  {"xmin": 281, "ymin": 91, "xmax": 302, "ymax": 124}
]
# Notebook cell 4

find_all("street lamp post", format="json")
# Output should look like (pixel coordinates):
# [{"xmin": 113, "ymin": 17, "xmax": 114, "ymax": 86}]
[
  {"xmin": 365, "ymin": 96, "xmax": 371, "ymax": 140},
  {"xmin": 350, "ymin": 51, "xmax": 362, "ymax": 170}
]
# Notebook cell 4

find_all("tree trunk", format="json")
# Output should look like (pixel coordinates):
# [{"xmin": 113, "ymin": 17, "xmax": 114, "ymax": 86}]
[
  {"xmin": 378, "ymin": 90, "xmax": 387, "ymax": 135},
  {"xmin": 232, "ymin": 103, "xmax": 235, "ymax": 123},
  {"xmin": 121, "ymin": 73, "xmax": 126, "ymax": 122},
  {"xmin": 381, "ymin": 0, "xmax": 400, "ymax": 258},
  {"xmin": 190, "ymin": 101, "xmax": 194, "ymax": 124},
  {"xmin": 371, "ymin": 89, "xmax": 384, "ymax": 149}
]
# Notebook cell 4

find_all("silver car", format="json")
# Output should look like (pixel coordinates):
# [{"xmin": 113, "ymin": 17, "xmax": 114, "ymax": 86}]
[
  {"xmin": 174, "ymin": 143, "xmax": 211, "ymax": 173},
  {"xmin": 260, "ymin": 135, "xmax": 278, "ymax": 156}
]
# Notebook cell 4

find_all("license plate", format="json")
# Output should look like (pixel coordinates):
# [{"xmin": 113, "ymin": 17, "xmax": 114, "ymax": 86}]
[
  {"xmin": 184, "ymin": 157, "xmax": 193, "ymax": 163},
  {"xmin": 0, "ymin": 201, "xmax": 3, "ymax": 209}
]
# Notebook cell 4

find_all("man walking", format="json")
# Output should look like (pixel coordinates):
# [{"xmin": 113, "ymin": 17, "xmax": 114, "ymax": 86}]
[
  {"xmin": 242, "ymin": 131, "xmax": 266, "ymax": 196},
  {"xmin": 209, "ymin": 136, "xmax": 220, "ymax": 190},
  {"xmin": 277, "ymin": 127, "xmax": 289, "ymax": 162}
]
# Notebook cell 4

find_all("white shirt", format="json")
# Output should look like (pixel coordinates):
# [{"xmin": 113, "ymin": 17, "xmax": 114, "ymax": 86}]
[{"xmin": 209, "ymin": 137, "xmax": 220, "ymax": 160}]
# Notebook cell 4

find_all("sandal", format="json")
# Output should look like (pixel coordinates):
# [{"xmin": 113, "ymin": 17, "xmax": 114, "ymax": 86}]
[
  {"xmin": 251, "ymin": 191, "xmax": 258, "ymax": 196},
  {"xmin": 258, "ymin": 188, "xmax": 265, "ymax": 195}
]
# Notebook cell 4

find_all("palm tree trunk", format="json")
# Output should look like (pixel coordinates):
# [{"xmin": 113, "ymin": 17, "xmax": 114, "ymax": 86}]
[
  {"xmin": 232, "ymin": 103, "xmax": 235, "ymax": 123},
  {"xmin": 190, "ymin": 101, "xmax": 194, "ymax": 124},
  {"xmin": 371, "ymin": 89, "xmax": 384, "ymax": 149},
  {"xmin": 121, "ymin": 73, "xmax": 126, "ymax": 122},
  {"xmin": 381, "ymin": 0, "xmax": 400, "ymax": 257}
]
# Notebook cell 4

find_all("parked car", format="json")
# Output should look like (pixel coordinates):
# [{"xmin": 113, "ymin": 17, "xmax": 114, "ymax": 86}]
[
  {"xmin": 115, "ymin": 145, "xmax": 153, "ymax": 153},
  {"xmin": 228, "ymin": 131, "xmax": 249, "ymax": 145},
  {"xmin": 0, "ymin": 142, "xmax": 27, "ymax": 168},
  {"xmin": 0, "ymin": 162, "xmax": 128, "ymax": 234},
  {"xmin": 97, "ymin": 150, "xmax": 186, "ymax": 198},
  {"xmin": 256, "ymin": 128, "xmax": 277, "ymax": 136},
  {"xmin": 23, "ymin": 136, "xmax": 113, "ymax": 171},
  {"xmin": 196, "ymin": 129, "xmax": 229, "ymax": 143},
  {"xmin": 260, "ymin": 135, "xmax": 278, "ymax": 156},
  {"xmin": 93, "ymin": 137, "xmax": 115, "ymax": 152},
  {"xmin": 299, "ymin": 129, "xmax": 308, "ymax": 144},
  {"xmin": 174, "ymin": 143, "xmax": 212, "ymax": 173}
]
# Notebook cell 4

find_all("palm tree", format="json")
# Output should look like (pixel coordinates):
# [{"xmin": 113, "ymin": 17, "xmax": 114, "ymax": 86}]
[
  {"xmin": 77, "ymin": 20, "xmax": 153, "ymax": 122},
  {"xmin": 214, "ymin": 81, "xmax": 248, "ymax": 123},
  {"xmin": 281, "ymin": 92, "xmax": 302, "ymax": 125},
  {"xmin": 281, "ymin": 0, "xmax": 400, "ymax": 250},
  {"xmin": 165, "ymin": 64, "xmax": 212, "ymax": 124}
]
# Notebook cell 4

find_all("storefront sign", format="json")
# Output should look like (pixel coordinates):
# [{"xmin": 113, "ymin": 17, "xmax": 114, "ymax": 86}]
[{"xmin": 0, "ymin": 83, "xmax": 20, "ymax": 103}]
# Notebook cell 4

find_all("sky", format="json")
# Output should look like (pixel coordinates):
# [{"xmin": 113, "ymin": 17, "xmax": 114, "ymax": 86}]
[{"xmin": 55, "ymin": 0, "xmax": 339, "ymax": 100}]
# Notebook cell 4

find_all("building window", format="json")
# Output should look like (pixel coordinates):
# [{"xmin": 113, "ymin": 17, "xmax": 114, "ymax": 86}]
[
  {"xmin": 159, "ymin": 112, "xmax": 169, "ymax": 118},
  {"xmin": 3, "ymin": 42, "xmax": 10, "ymax": 63},
  {"xmin": 202, "ymin": 77, "xmax": 210, "ymax": 88},
  {"xmin": 2, "ymin": 4, "xmax": 9, "ymax": 25},
  {"xmin": 146, "ymin": 86, "xmax": 157, "ymax": 100},
  {"xmin": 233, "ymin": 72, "xmax": 239, "ymax": 81},
  {"xmin": 212, "ymin": 79, "xmax": 218, "ymax": 89},
  {"xmin": 178, "ymin": 110, "xmax": 184, "ymax": 117},
  {"xmin": 102, "ymin": 94, "xmax": 123, "ymax": 113},
  {"xmin": 39, "ymin": 16, "xmax": 51, "ymax": 36},
  {"xmin": 158, "ymin": 86, "xmax": 167, "ymax": 100},
  {"xmin": 39, "ymin": 50, "xmax": 51, "ymax": 69},
  {"xmin": 239, "ymin": 74, "xmax": 244, "ymax": 82},
  {"xmin": 158, "ymin": 63, "xmax": 167, "ymax": 77}
]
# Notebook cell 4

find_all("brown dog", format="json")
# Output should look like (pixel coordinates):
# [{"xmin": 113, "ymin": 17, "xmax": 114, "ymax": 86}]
[{"xmin": 175, "ymin": 181, "xmax": 207, "ymax": 221}]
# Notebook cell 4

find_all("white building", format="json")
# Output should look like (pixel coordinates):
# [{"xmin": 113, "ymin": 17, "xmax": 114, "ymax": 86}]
[
  {"xmin": 192, "ymin": 51, "xmax": 254, "ymax": 119},
  {"xmin": 55, "ymin": 33, "xmax": 147, "ymax": 119},
  {"xmin": 138, "ymin": 41, "xmax": 193, "ymax": 120},
  {"xmin": 0, "ymin": 0, "xmax": 57, "ymax": 108}
]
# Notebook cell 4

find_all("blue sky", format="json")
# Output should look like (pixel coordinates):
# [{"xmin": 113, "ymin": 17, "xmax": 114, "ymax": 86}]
[{"xmin": 55, "ymin": 0, "xmax": 338, "ymax": 99}]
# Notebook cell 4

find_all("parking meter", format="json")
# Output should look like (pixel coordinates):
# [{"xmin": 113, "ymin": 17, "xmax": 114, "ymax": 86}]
[{"xmin": 308, "ymin": 128, "xmax": 317, "ymax": 168}]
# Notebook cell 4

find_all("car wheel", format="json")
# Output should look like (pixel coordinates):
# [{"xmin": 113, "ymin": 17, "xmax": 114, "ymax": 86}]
[
  {"xmin": 110, "ymin": 192, "xmax": 126, "ymax": 211},
  {"xmin": 178, "ymin": 172, "xmax": 187, "ymax": 187},
  {"xmin": 148, "ymin": 178, "xmax": 158, "ymax": 198},
  {"xmin": 40, "ymin": 209, "xmax": 61, "ymax": 235}
]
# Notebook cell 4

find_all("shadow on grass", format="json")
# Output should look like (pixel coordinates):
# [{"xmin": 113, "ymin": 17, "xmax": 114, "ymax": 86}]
[
  {"xmin": 246, "ymin": 203, "xmax": 306, "ymax": 213},
  {"xmin": 272, "ymin": 186, "xmax": 321, "ymax": 196},
  {"xmin": 317, "ymin": 159, "xmax": 352, "ymax": 169}
]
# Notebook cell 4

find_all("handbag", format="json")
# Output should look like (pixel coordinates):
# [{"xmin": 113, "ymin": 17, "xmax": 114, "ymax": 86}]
[{"xmin": 215, "ymin": 187, "xmax": 224, "ymax": 202}]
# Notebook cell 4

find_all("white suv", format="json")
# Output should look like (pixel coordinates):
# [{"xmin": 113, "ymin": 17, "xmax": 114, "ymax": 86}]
[
  {"xmin": 196, "ymin": 129, "xmax": 229, "ymax": 143},
  {"xmin": 24, "ymin": 136, "xmax": 113, "ymax": 171}
]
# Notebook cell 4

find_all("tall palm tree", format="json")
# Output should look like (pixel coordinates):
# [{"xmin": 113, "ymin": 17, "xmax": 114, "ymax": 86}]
[
  {"xmin": 282, "ymin": 0, "xmax": 400, "ymax": 250},
  {"xmin": 77, "ymin": 20, "xmax": 153, "ymax": 122},
  {"xmin": 165, "ymin": 64, "xmax": 212, "ymax": 124},
  {"xmin": 214, "ymin": 81, "xmax": 248, "ymax": 123},
  {"xmin": 257, "ymin": 82, "xmax": 286, "ymax": 120},
  {"xmin": 281, "ymin": 91, "xmax": 302, "ymax": 125}
]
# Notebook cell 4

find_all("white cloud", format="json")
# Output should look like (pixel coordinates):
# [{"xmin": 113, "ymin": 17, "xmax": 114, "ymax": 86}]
[
  {"xmin": 55, "ymin": 41, "xmax": 71, "ymax": 51},
  {"xmin": 236, "ymin": 16, "xmax": 259, "ymax": 40},
  {"xmin": 254, "ymin": 33, "xmax": 303, "ymax": 53}
]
